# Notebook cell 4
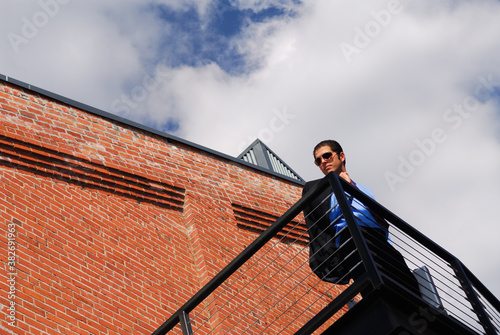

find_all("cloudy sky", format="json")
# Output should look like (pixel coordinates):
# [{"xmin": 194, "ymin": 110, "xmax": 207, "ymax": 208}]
[{"xmin": 2, "ymin": 0, "xmax": 500, "ymax": 300}]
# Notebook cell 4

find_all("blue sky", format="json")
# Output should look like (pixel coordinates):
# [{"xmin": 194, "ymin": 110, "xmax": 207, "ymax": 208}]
[
  {"xmin": 101, "ymin": 0, "xmax": 302, "ymax": 132},
  {"xmin": 1, "ymin": 0, "xmax": 500, "ymax": 300},
  {"xmin": 150, "ymin": 1, "xmax": 300, "ymax": 76}
]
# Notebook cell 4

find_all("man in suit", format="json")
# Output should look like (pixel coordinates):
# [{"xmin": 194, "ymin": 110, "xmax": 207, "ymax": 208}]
[{"xmin": 302, "ymin": 140, "xmax": 420, "ymax": 296}]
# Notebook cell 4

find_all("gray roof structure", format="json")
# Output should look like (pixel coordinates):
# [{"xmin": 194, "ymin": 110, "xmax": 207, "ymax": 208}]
[{"xmin": 238, "ymin": 139, "xmax": 304, "ymax": 183}]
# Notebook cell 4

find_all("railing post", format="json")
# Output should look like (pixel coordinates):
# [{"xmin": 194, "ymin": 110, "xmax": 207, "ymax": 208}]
[
  {"xmin": 326, "ymin": 172, "xmax": 383, "ymax": 289},
  {"xmin": 179, "ymin": 311, "xmax": 193, "ymax": 335},
  {"xmin": 450, "ymin": 259, "xmax": 497, "ymax": 335},
  {"xmin": 294, "ymin": 273, "xmax": 372, "ymax": 335}
]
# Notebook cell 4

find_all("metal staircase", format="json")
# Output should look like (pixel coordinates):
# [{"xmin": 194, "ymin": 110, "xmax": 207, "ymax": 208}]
[{"xmin": 153, "ymin": 172, "xmax": 500, "ymax": 335}]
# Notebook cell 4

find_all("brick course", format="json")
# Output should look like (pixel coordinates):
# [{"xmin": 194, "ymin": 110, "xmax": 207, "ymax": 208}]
[{"xmin": 0, "ymin": 79, "xmax": 345, "ymax": 334}]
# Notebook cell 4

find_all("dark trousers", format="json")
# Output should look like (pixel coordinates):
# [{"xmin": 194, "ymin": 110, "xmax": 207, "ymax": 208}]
[{"xmin": 339, "ymin": 227, "xmax": 421, "ymax": 298}]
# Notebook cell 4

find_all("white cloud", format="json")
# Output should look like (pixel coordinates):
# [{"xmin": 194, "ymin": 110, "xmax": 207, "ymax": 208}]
[{"xmin": 1, "ymin": 0, "xmax": 500, "ymax": 300}]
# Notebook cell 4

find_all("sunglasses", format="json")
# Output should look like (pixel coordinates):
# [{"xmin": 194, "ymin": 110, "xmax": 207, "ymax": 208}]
[{"xmin": 314, "ymin": 152, "xmax": 336, "ymax": 166}]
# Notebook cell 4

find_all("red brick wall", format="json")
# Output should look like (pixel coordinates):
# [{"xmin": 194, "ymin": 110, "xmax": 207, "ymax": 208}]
[{"xmin": 0, "ymin": 79, "xmax": 344, "ymax": 334}]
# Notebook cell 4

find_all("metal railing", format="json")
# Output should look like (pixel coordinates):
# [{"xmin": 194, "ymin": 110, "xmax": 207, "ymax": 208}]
[{"xmin": 152, "ymin": 172, "xmax": 500, "ymax": 335}]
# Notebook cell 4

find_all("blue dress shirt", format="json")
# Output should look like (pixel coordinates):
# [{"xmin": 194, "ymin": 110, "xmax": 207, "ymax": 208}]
[{"xmin": 329, "ymin": 181, "xmax": 388, "ymax": 247}]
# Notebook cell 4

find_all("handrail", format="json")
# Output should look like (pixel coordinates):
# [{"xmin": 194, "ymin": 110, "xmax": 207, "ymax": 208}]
[
  {"xmin": 152, "ymin": 176, "xmax": 332, "ymax": 335},
  {"xmin": 152, "ymin": 172, "xmax": 500, "ymax": 335},
  {"xmin": 326, "ymin": 172, "xmax": 383, "ymax": 289},
  {"xmin": 333, "ymin": 174, "xmax": 500, "ymax": 334}
]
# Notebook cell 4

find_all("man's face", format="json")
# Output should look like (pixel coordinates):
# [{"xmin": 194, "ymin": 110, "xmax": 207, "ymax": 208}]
[{"xmin": 314, "ymin": 145, "xmax": 345, "ymax": 176}]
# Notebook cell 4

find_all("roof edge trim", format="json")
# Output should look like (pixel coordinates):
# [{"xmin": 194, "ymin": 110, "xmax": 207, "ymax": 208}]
[{"xmin": 0, "ymin": 74, "xmax": 305, "ymax": 185}]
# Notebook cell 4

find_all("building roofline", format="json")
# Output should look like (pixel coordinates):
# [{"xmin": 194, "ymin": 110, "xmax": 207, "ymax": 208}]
[{"xmin": 0, "ymin": 73, "xmax": 305, "ymax": 186}]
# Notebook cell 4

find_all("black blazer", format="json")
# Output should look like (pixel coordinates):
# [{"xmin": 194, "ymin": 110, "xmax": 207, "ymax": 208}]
[{"xmin": 302, "ymin": 178, "xmax": 349, "ymax": 284}]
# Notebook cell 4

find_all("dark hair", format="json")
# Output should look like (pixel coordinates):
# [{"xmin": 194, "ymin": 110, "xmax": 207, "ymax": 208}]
[{"xmin": 313, "ymin": 140, "xmax": 346, "ymax": 166}]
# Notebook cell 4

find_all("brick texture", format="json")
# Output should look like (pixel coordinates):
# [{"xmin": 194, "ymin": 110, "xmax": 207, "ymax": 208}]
[{"xmin": 0, "ymin": 79, "xmax": 346, "ymax": 334}]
